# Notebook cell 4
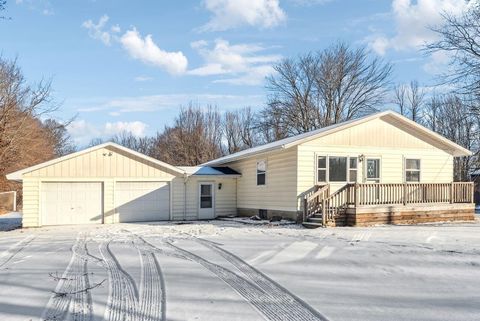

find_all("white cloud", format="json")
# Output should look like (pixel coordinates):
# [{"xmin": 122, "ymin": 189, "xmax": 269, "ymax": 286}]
[
  {"xmin": 104, "ymin": 121, "xmax": 147, "ymax": 137},
  {"xmin": 73, "ymin": 93, "xmax": 265, "ymax": 114},
  {"xmin": 82, "ymin": 15, "xmax": 120, "ymax": 46},
  {"xmin": 16, "ymin": 0, "xmax": 54, "ymax": 15},
  {"xmin": 368, "ymin": 0, "xmax": 470, "ymax": 55},
  {"xmin": 188, "ymin": 38, "xmax": 281, "ymax": 85},
  {"xmin": 68, "ymin": 120, "xmax": 148, "ymax": 145},
  {"xmin": 134, "ymin": 76, "xmax": 154, "ymax": 82},
  {"xmin": 200, "ymin": 0, "xmax": 286, "ymax": 31},
  {"xmin": 120, "ymin": 28, "xmax": 188, "ymax": 75}
]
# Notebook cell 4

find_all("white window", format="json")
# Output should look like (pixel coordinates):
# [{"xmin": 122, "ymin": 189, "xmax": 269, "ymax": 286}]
[
  {"xmin": 329, "ymin": 156, "xmax": 347, "ymax": 182},
  {"xmin": 257, "ymin": 160, "xmax": 266, "ymax": 185},
  {"xmin": 317, "ymin": 156, "xmax": 358, "ymax": 183},
  {"xmin": 317, "ymin": 156, "xmax": 327, "ymax": 182},
  {"xmin": 349, "ymin": 157, "xmax": 358, "ymax": 183},
  {"xmin": 405, "ymin": 159, "xmax": 421, "ymax": 182}
]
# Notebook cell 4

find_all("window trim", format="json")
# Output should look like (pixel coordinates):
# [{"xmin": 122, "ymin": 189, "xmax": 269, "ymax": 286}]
[
  {"xmin": 316, "ymin": 155, "xmax": 359, "ymax": 184},
  {"xmin": 256, "ymin": 160, "xmax": 267, "ymax": 186},
  {"xmin": 404, "ymin": 157, "xmax": 421, "ymax": 183}
]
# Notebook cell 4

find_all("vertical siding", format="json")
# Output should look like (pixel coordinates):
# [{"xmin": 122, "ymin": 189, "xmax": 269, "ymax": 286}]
[
  {"xmin": 22, "ymin": 178, "xmax": 40, "ymax": 227},
  {"xmin": 226, "ymin": 147, "xmax": 298, "ymax": 212},
  {"xmin": 104, "ymin": 179, "xmax": 115, "ymax": 224},
  {"xmin": 19, "ymin": 146, "xmax": 186, "ymax": 226},
  {"xmin": 23, "ymin": 147, "xmax": 178, "ymax": 178}
]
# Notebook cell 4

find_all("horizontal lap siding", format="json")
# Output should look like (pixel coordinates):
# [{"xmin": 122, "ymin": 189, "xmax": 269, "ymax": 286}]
[
  {"xmin": 182, "ymin": 177, "xmax": 237, "ymax": 220},
  {"xmin": 297, "ymin": 117, "xmax": 454, "ymax": 210},
  {"xmin": 171, "ymin": 178, "xmax": 185, "ymax": 221},
  {"xmin": 227, "ymin": 148, "xmax": 298, "ymax": 212},
  {"xmin": 22, "ymin": 178, "xmax": 40, "ymax": 227}
]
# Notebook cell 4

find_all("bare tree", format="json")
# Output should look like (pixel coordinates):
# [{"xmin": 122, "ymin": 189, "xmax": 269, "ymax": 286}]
[
  {"xmin": 110, "ymin": 131, "xmax": 154, "ymax": 155},
  {"xmin": 263, "ymin": 42, "xmax": 392, "ymax": 138},
  {"xmin": 42, "ymin": 118, "xmax": 76, "ymax": 156},
  {"xmin": 425, "ymin": 4, "xmax": 480, "ymax": 98},
  {"xmin": 393, "ymin": 81, "xmax": 426, "ymax": 122},
  {"xmin": 223, "ymin": 107, "xmax": 259, "ymax": 154},
  {"xmin": 150, "ymin": 103, "xmax": 223, "ymax": 165},
  {"xmin": 0, "ymin": 57, "xmax": 57, "ymax": 190},
  {"xmin": 424, "ymin": 93, "xmax": 479, "ymax": 181},
  {"xmin": 0, "ymin": 1, "xmax": 7, "ymax": 20}
]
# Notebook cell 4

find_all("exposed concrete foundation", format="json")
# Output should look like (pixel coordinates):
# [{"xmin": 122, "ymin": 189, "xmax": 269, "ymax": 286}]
[{"xmin": 237, "ymin": 208, "xmax": 299, "ymax": 221}]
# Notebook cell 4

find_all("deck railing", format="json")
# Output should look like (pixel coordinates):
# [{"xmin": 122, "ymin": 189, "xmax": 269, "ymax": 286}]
[
  {"xmin": 303, "ymin": 182, "xmax": 474, "ymax": 226},
  {"xmin": 303, "ymin": 184, "xmax": 329, "ymax": 222},
  {"xmin": 354, "ymin": 182, "xmax": 474, "ymax": 206}
]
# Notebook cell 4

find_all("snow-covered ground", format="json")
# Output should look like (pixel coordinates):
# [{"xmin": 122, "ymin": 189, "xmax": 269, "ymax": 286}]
[{"xmin": 0, "ymin": 219, "xmax": 479, "ymax": 321}]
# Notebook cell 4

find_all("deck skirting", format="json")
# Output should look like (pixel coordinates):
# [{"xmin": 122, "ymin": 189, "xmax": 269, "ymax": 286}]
[{"xmin": 345, "ymin": 203, "xmax": 475, "ymax": 226}]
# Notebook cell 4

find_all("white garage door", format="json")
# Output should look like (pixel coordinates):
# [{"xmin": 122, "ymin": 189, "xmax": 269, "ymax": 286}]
[
  {"xmin": 41, "ymin": 182, "xmax": 103, "ymax": 226},
  {"xmin": 115, "ymin": 182, "xmax": 170, "ymax": 223}
]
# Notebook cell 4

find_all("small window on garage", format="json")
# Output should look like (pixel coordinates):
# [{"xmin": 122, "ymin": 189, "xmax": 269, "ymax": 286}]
[
  {"xmin": 405, "ymin": 159, "xmax": 421, "ymax": 182},
  {"xmin": 257, "ymin": 160, "xmax": 266, "ymax": 186}
]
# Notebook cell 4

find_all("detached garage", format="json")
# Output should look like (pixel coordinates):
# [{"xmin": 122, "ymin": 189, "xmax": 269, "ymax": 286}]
[{"xmin": 7, "ymin": 143, "xmax": 239, "ymax": 227}]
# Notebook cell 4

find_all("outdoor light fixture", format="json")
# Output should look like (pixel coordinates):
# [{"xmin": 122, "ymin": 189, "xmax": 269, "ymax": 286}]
[
  {"xmin": 218, "ymin": 183, "xmax": 222, "ymax": 190},
  {"xmin": 359, "ymin": 154, "xmax": 365, "ymax": 162},
  {"xmin": 103, "ymin": 152, "xmax": 113, "ymax": 157}
]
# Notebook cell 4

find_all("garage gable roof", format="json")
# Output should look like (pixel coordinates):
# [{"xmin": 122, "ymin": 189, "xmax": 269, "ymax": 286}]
[
  {"xmin": 203, "ymin": 110, "xmax": 472, "ymax": 166},
  {"xmin": 6, "ymin": 142, "xmax": 186, "ymax": 181}
]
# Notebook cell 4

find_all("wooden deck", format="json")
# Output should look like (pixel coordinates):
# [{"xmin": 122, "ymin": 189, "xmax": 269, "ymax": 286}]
[{"xmin": 303, "ymin": 182, "xmax": 475, "ymax": 227}]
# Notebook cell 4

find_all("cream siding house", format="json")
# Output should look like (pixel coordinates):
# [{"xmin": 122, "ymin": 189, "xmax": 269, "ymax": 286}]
[
  {"xmin": 203, "ymin": 111, "xmax": 474, "ymax": 225},
  {"xmin": 7, "ymin": 144, "xmax": 238, "ymax": 227},
  {"xmin": 7, "ymin": 110, "xmax": 475, "ymax": 227}
]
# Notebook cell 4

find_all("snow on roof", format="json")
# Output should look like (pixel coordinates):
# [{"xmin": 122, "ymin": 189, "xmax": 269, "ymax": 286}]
[
  {"xmin": 178, "ymin": 166, "xmax": 241, "ymax": 176},
  {"xmin": 203, "ymin": 110, "xmax": 472, "ymax": 166}
]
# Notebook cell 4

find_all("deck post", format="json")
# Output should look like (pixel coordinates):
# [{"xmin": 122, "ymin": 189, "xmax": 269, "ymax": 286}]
[
  {"xmin": 450, "ymin": 182, "xmax": 454, "ymax": 204},
  {"xmin": 322, "ymin": 199, "xmax": 326, "ymax": 226},
  {"xmin": 354, "ymin": 183, "xmax": 359, "ymax": 207},
  {"xmin": 471, "ymin": 182, "xmax": 474, "ymax": 204},
  {"xmin": 303, "ymin": 196, "xmax": 308, "ymax": 222},
  {"xmin": 403, "ymin": 182, "xmax": 407, "ymax": 205}
]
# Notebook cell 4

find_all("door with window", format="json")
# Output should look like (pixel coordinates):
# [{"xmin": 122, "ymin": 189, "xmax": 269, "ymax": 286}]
[
  {"xmin": 365, "ymin": 158, "xmax": 381, "ymax": 183},
  {"xmin": 198, "ymin": 183, "xmax": 215, "ymax": 219}
]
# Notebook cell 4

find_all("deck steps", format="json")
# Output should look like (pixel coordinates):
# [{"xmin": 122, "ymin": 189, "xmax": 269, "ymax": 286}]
[{"xmin": 302, "ymin": 210, "xmax": 348, "ymax": 228}]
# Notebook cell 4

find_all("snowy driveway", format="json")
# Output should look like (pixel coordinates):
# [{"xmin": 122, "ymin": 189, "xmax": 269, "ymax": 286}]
[{"xmin": 0, "ymin": 220, "xmax": 479, "ymax": 321}]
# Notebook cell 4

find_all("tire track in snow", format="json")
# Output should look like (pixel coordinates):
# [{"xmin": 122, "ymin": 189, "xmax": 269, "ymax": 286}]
[
  {"xmin": 99, "ymin": 239, "xmax": 138, "ymax": 321},
  {"xmin": 42, "ymin": 233, "xmax": 93, "ymax": 321},
  {"xmin": 134, "ymin": 238, "xmax": 166, "ymax": 321},
  {"xmin": 163, "ymin": 240, "xmax": 328, "ymax": 321},
  {"xmin": 0, "ymin": 235, "xmax": 35, "ymax": 268},
  {"xmin": 99, "ymin": 230, "xmax": 166, "ymax": 321},
  {"xmin": 194, "ymin": 238, "xmax": 329, "ymax": 321}
]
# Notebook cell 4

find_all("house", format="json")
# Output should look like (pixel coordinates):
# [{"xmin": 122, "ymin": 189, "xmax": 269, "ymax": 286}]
[{"xmin": 6, "ymin": 110, "xmax": 475, "ymax": 228}]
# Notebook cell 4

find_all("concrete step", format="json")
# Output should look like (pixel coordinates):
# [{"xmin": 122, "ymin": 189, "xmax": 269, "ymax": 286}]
[
  {"xmin": 302, "ymin": 222, "xmax": 324, "ymax": 229},
  {"xmin": 308, "ymin": 217, "xmax": 324, "ymax": 223}
]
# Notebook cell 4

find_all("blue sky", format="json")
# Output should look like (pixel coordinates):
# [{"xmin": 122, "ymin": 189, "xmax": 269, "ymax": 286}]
[{"xmin": 0, "ymin": 0, "xmax": 470, "ymax": 146}]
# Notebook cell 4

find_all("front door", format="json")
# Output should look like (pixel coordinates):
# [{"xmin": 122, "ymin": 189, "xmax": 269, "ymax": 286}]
[
  {"xmin": 198, "ymin": 183, "xmax": 215, "ymax": 219},
  {"xmin": 365, "ymin": 158, "xmax": 381, "ymax": 183}
]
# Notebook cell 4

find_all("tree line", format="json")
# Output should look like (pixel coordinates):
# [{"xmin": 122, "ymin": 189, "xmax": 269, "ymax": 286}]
[{"xmin": 1, "ymin": 2, "xmax": 480, "ymax": 194}]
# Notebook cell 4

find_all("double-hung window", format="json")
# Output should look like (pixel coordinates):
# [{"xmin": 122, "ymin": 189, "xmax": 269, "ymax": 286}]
[
  {"xmin": 349, "ymin": 157, "xmax": 358, "ymax": 182},
  {"xmin": 317, "ymin": 156, "xmax": 358, "ymax": 183},
  {"xmin": 405, "ymin": 159, "xmax": 421, "ymax": 182},
  {"xmin": 257, "ymin": 160, "xmax": 266, "ymax": 185}
]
